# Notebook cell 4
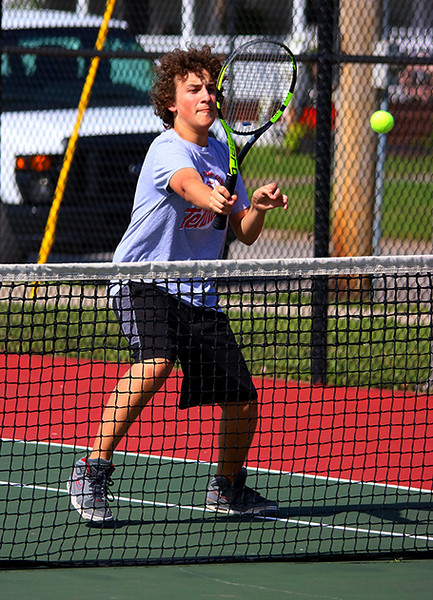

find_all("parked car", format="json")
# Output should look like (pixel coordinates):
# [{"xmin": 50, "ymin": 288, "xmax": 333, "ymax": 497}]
[{"xmin": 1, "ymin": 9, "xmax": 162, "ymax": 262}]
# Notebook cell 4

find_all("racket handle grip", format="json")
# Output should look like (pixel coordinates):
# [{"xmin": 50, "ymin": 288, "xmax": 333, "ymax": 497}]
[
  {"xmin": 212, "ymin": 173, "xmax": 238, "ymax": 230},
  {"xmin": 213, "ymin": 214, "xmax": 228, "ymax": 230}
]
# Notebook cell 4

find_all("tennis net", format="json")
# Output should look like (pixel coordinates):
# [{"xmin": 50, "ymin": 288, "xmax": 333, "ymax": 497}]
[{"xmin": 1, "ymin": 255, "xmax": 432, "ymax": 567}]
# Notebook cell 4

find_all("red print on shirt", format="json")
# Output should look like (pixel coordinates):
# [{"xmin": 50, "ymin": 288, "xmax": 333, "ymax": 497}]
[
  {"xmin": 180, "ymin": 207, "xmax": 215, "ymax": 229},
  {"xmin": 179, "ymin": 170, "xmax": 223, "ymax": 230}
]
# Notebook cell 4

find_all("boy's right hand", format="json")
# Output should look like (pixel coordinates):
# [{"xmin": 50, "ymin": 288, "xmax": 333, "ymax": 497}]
[{"xmin": 209, "ymin": 185, "xmax": 238, "ymax": 216}]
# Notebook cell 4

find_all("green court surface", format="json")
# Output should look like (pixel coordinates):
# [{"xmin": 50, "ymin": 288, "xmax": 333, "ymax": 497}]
[
  {"xmin": 1, "ymin": 559, "xmax": 432, "ymax": 600},
  {"xmin": 1, "ymin": 439, "xmax": 432, "ymax": 566}
]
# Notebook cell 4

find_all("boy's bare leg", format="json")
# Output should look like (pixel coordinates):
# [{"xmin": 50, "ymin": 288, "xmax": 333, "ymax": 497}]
[
  {"xmin": 208, "ymin": 398, "xmax": 278, "ymax": 515},
  {"xmin": 89, "ymin": 359, "xmax": 173, "ymax": 461},
  {"xmin": 216, "ymin": 399, "xmax": 258, "ymax": 481}
]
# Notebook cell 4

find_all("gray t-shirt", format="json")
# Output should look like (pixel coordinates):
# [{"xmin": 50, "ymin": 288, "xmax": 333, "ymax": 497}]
[{"xmin": 113, "ymin": 129, "xmax": 250, "ymax": 307}]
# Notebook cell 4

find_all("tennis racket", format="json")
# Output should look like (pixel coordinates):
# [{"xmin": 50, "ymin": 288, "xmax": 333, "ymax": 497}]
[{"xmin": 213, "ymin": 38, "xmax": 297, "ymax": 230}]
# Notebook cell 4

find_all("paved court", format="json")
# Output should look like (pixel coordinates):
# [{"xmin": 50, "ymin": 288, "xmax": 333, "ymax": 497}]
[{"xmin": 1, "ymin": 559, "xmax": 432, "ymax": 600}]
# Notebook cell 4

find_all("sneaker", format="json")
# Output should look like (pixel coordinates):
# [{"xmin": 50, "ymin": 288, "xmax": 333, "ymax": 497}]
[
  {"xmin": 206, "ymin": 468, "xmax": 279, "ymax": 517},
  {"xmin": 67, "ymin": 457, "xmax": 114, "ymax": 522}
]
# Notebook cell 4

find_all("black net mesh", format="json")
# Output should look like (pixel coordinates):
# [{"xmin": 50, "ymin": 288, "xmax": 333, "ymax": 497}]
[{"xmin": 0, "ymin": 257, "xmax": 432, "ymax": 566}]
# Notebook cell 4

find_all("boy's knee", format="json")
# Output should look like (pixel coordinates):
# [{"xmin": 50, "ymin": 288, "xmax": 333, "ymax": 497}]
[{"xmin": 221, "ymin": 397, "xmax": 258, "ymax": 420}]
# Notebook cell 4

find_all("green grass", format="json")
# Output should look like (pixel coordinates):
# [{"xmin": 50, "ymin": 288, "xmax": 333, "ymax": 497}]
[
  {"xmin": 242, "ymin": 148, "xmax": 433, "ymax": 241},
  {"xmin": 242, "ymin": 149, "xmax": 316, "ymax": 179},
  {"xmin": 228, "ymin": 294, "xmax": 431, "ymax": 389},
  {"xmin": 1, "ymin": 300, "xmax": 130, "ymax": 362},
  {"xmin": 1, "ymin": 292, "xmax": 431, "ymax": 390},
  {"xmin": 382, "ymin": 181, "xmax": 433, "ymax": 241},
  {"xmin": 246, "ymin": 184, "xmax": 315, "ymax": 232},
  {"xmin": 385, "ymin": 155, "xmax": 433, "ymax": 176}
]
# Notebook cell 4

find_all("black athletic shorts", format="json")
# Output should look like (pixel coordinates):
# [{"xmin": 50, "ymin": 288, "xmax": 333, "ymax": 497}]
[{"xmin": 110, "ymin": 282, "xmax": 257, "ymax": 410}]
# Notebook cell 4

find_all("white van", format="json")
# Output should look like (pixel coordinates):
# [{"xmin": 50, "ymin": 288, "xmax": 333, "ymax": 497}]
[{"xmin": 1, "ymin": 9, "xmax": 162, "ymax": 261}]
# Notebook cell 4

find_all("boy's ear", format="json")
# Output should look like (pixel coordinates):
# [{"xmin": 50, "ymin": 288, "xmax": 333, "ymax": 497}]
[{"xmin": 166, "ymin": 94, "xmax": 177, "ymax": 114}]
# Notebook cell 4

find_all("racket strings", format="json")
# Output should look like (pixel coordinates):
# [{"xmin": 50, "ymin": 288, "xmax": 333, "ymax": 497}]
[{"xmin": 219, "ymin": 42, "xmax": 295, "ymax": 135}]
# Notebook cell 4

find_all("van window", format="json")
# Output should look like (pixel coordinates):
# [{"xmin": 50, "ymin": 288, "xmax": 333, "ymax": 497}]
[{"xmin": 3, "ymin": 27, "xmax": 153, "ymax": 111}]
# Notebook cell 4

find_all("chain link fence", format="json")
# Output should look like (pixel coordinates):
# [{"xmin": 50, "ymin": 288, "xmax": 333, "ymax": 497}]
[{"xmin": 1, "ymin": 0, "xmax": 432, "ymax": 263}]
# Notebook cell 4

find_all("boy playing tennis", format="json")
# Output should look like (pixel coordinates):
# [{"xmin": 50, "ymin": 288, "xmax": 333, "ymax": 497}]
[{"xmin": 68, "ymin": 46, "xmax": 287, "ymax": 522}]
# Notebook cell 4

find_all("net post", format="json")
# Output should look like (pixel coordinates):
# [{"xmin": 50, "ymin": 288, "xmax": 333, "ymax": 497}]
[
  {"xmin": 311, "ymin": 0, "xmax": 336, "ymax": 385},
  {"xmin": 311, "ymin": 275, "xmax": 328, "ymax": 385}
]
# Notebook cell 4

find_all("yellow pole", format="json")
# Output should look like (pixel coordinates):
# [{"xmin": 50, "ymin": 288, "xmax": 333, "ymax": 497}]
[{"xmin": 36, "ymin": 0, "xmax": 118, "ymax": 265}]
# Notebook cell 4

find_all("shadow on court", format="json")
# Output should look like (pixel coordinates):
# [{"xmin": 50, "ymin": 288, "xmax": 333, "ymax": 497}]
[{"xmin": 85, "ymin": 499, "xmax": 433, "ymax": 531}]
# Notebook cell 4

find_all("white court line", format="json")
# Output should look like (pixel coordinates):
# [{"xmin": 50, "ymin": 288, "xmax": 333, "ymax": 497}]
[
  {"xmin": 0, "ymin": 480, "xmax": 206, "ymax": 514},
  {"xmin": 2, "ymin": 436, "xmax": 433, "ymax": 495},
  {"xmin": 1, "ymin": 478, "xmax": 432, "ymax": 543}
]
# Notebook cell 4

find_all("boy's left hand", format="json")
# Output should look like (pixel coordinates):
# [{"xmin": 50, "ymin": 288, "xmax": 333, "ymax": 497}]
[{"xmin": 251, "ymin": 183, "xmax": 288, "ymax": 212}]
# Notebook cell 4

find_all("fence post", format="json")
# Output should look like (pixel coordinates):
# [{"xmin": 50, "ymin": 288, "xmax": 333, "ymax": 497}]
[
  {"xmin": 311, "ymin": 0, "xmax": 336, "ymax": 385},
  {"xmin": 332, "ymin": 0, "xmax": 381, "ymax": 259}
]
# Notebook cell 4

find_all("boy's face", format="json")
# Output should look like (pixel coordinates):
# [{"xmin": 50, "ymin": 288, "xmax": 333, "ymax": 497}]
[{"xmin": 168, "ymin": 70, "xmax": 217, "ymax": 135}]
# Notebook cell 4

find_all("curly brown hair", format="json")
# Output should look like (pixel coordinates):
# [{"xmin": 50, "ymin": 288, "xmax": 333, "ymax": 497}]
[{"xmin": 151, "ymin": 45, "xmax": 222, "ymax": 130}]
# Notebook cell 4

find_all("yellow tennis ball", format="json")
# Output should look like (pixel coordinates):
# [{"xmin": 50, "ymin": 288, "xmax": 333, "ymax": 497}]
[{"xmin": 370, "ymin": 110, "xmax": 394, "ymax": 134}]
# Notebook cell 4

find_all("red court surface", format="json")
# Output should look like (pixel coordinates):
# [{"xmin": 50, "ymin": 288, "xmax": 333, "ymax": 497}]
[{"xmin": 1, "ymin": 353, "xmax": 432, "ymax": 491}]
